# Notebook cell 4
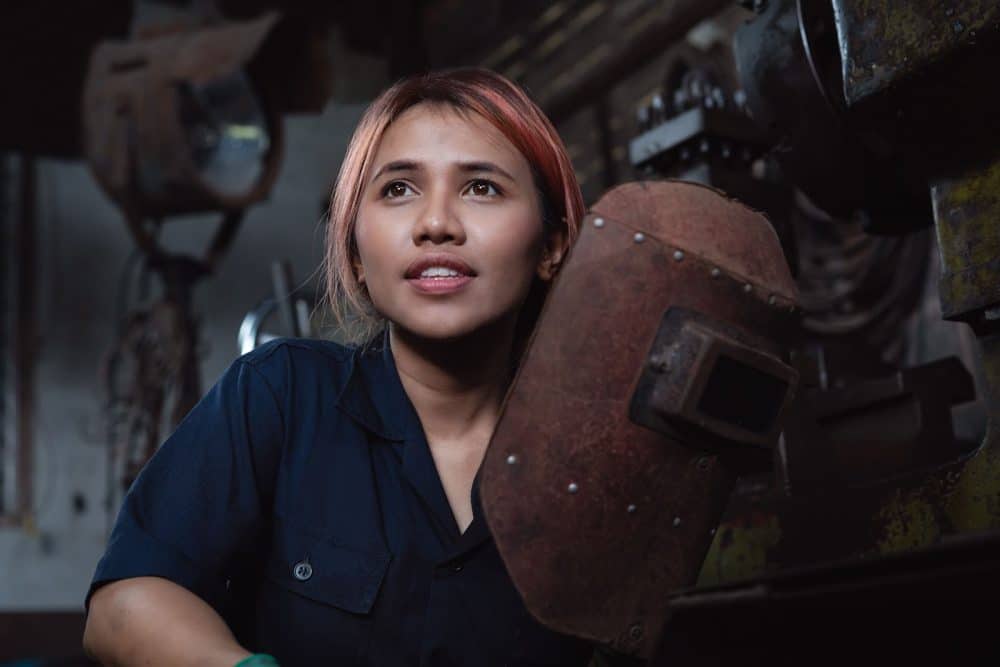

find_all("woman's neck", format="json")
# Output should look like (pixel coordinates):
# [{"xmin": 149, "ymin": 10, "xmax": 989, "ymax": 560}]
[{"xmin": 389, "ymin": 321, "xmax": 514, "ymax": 445}]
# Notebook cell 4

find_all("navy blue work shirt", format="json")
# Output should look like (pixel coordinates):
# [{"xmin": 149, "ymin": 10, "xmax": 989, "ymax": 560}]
[{"xmin": 87, "ymin": 335, "xmax": 594, "ymax": 666}]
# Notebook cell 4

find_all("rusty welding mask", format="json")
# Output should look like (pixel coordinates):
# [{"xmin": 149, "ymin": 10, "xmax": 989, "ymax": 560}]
[{"xmin": 480, "ymin": 180, "xmax": 799, "ymax": 658}]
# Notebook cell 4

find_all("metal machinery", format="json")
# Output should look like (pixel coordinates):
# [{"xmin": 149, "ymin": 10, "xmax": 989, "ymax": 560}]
[{"xmin": 480, "ymin": 1, "xmax": 1000, "ymax": 664}]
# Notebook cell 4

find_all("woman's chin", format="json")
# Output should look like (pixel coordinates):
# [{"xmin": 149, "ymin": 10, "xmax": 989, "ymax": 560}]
[{"xmin": 392, "ymin": 313, "xmax": 511, "ymax": 344}]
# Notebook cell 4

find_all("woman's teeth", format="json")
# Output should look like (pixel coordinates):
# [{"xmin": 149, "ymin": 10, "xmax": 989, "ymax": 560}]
[{"xmin": 419, "ymin": 267, "xmax": 462, "ymax": 278}]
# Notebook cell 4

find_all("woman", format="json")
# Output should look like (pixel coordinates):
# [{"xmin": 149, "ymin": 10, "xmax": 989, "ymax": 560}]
[{"xmin": 83, "ymin": 68, "xmax": 600, "ymax": 666}]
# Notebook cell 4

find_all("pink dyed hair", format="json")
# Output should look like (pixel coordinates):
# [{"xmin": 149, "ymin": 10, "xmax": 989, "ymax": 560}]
[{"xmin": 323, "ymin": 67, "xmax": 584, "ymax": 344}]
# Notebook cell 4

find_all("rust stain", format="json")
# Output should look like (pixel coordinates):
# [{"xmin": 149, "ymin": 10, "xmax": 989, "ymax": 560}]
[
  {"xmin": 833, "ymin": 0, "xmax": 1000, "ymax": 106},
  {"xmin": 931, "ymin": 158, "xmax": 1000, "ymax": 320}
]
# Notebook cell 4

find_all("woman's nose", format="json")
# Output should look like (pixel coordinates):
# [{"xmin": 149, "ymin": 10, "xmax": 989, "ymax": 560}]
[{"xmin": 411, "ymin": 192, "xmax": 466, "ymax": 246}]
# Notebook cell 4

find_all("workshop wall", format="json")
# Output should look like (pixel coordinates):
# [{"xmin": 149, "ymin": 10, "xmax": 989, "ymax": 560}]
[{"xmin": 0, "ymin": 102, "xmax": 365, "ymax": 611}]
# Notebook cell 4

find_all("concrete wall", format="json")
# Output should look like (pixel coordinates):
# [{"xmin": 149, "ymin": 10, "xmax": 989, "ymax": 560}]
[{"xmin": 0, "ymin": 103, "xmax": 365, "ymax": 610}]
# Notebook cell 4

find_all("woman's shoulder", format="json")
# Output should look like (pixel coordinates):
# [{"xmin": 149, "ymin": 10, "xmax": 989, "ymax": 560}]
[
  {"xmin": 240, "ymin": 336, "xmax": 354, "ymax": 366},
  {"xmin": 233, "ymin": 337, "xmax": 359, "ymax": 396}
]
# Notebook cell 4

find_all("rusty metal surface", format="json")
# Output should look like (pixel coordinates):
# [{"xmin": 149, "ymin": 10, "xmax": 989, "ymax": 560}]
[
  {"xmin": 932, "ymin": 159, "xmax": 1000, "ymax": 324},
  {"xmin": 83, "ymin": 13, "xmax": 284, "ymax": 218},
  {"xmin": 481, "ymin": 181, "xmax": 797, "ymax": 656},
  {"xmin": 592, "ymin": 182, "xmax": 797, "ymax": 298},
  {"xmin": 831, "ymin": 0, "xmax": 1000, "ymax": 107}
]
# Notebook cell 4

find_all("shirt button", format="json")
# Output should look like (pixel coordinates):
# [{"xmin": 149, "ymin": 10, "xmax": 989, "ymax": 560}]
[{"xmin": 293, "ymin": 561, "xmax": 313, "ymax": 581}]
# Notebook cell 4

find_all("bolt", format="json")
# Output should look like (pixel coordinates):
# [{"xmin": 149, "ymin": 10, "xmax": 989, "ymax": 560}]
[
  {"xmin": 699, "ymin": 139, "xmax": 711, "ymax": 153},
  {"xmin": 673, "ymin": 250, "xmax": 684, "ymax": 261},
  {"xmin": 673, "ymin": 89, "xmax": 688, "ymax": 111},
  {"xmin": 710, "ymin": 528, "xmax": 717, "ymax": 536},
  {"xmin": 636, "ymin": 106, "xmax": 650, "ymax": 128},
  {"xmin": 594, "ymin": 217, "xmax": 605, "ymax": 228},
  {"xmin": 506, "ymin": 454, "xmax": 518, "ymax": 465},
  {"xmin": 696, "ymin": 456, "xmax": 712, "ymax": 471},
  {"xmin": 743, "ymin": 283, "xmax": 753, "ymax": 293},
  {"xmin": 673, "ymin": 516, "xmax": 682, "ymax": 527},
  {"xmin": 649, "ymin": 354, "xmax": 670, "ymax": 373},
  {"xmin": 680, "ymin": 147, "xmax": 692, "ymax": 161},
  {"xmin": 768, "ymin": 294, "xmax": 777, "ymax": 305},
  {"xmin": 568, "ymin": 482, "xmax": 579, "ymax": 494},
  {"xmin": 627, "ymin": 504, "xmax": 638, "ymax": 514},
  {"xmin": 629, "ymin": 624, "xmax": 643, "ymax": 640},
  {"xmin": 634, "ymin": 232, "xmax": 646, "ymax": 243},
  {"xmin": 734, "ymin": 89, "xmax": 748, "ymax": 108},
  {"xmin": 710, "ymin": 267, "xmax": 721, "ymax": 279},
  {"xmin": 721, "ymin": 144, "xmax": 732, "ymax": 159}
]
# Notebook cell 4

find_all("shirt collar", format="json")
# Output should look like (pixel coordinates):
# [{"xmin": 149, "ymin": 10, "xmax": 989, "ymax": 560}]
[{"xmin": 335, "ymin": 329, "xmax": 425, "ymax": 442}]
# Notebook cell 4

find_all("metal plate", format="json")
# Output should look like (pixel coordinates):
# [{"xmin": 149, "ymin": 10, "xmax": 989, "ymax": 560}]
[{"xmin": 831, "ymin": 0, "xmax": 1000, "ymax": 107}]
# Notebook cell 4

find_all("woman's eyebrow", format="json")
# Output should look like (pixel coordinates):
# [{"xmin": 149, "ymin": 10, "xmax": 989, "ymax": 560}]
[
  {"xmin": 369, "ymin": 159, "xmax": 516, "ymax": 184},
  {"xmin": 370, "ymin": 159, "xmax": 422, "ymax": 183},
  {"xmin": 458, "ymin": 161, "xmax": 516, "ymax": 182}
]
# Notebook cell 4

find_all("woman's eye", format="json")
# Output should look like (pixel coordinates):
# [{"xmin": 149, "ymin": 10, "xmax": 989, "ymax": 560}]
[
  {"xmin": 384, "ymin": 181, "xmax": 415, "ymax": 198},
  {"xmin": 467, "ymin": 180, "xmax": 499, "ymax": 197}
]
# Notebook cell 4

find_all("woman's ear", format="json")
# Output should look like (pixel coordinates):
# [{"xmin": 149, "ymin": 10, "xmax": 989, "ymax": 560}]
[
  {"xmin": 353, "ymin": 256, "xmax": 366, "ymax": 285},
  {"xmin": 536, "ymin": 222, "xmax": 570, "ymax": 282}
]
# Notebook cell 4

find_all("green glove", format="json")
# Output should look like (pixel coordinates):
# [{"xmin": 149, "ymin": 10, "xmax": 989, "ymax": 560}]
[{"xmin": 234, "ymin": 654, "xmax": 280, "ymax": 667}]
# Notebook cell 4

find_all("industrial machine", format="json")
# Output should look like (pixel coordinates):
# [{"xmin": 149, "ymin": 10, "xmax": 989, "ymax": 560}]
[{"xmin": 482, "ymin": 1, "xmax": 1000, "ymax": 664}]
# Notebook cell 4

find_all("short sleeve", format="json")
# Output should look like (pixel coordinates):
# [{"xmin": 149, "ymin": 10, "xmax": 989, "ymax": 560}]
[{"xmin": 86, "ymin": 356, "xmax": 284, "ymax": 611}]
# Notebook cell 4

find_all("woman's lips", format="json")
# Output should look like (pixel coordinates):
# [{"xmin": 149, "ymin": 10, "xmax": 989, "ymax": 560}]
[
  {"xmin": 407, "ymin": 275, "xmax": 474, "ymax": 294},
  {"xmin": 404, "ymin": 253, "xmax": 476, "ymax": 295}
]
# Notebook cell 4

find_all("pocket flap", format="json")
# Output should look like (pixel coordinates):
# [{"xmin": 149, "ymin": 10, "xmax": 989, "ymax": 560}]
[{"xmin": 266, "ymin": 519, "xmax": 391, "ymax": 614}]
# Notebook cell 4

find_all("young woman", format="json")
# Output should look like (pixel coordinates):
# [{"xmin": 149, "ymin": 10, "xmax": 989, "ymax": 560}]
[{"xmin": 83, "ymin": 69, "xmax": 598, "ymax": 666}]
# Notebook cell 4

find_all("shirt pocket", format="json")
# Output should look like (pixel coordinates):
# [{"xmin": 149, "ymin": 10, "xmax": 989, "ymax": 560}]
[{"xmin": 255, "ymin": 518, "xmax": 392, "ymax": 663}]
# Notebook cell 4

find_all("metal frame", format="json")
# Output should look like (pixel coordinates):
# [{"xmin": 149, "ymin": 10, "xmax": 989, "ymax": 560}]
[{"xmin": 0, "ymin": 154, "xmax": 37, "ymax": 528}]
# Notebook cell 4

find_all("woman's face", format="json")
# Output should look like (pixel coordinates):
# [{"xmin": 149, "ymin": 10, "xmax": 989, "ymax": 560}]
[{"xmin": 354, "ymin": 103, "xmax": 562, "ymax": 341}]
